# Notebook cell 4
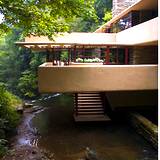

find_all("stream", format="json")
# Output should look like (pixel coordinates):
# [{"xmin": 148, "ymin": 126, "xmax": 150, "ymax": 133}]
[{"xmin": 29, "ymin": 94, "xmax": 157, "ymax": 160}]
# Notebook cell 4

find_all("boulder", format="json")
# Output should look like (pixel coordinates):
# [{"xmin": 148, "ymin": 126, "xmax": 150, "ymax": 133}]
[
  {"xmin": 24, "ymin": 102, "xmax": 33, "ymax": 108},
  {"xmin": 16, "ymin": 105, "xmax": 24, "ymax": 114},
  {"xmin": 85, "ymin": 147, "xmax": 98, "ymax": 160}
]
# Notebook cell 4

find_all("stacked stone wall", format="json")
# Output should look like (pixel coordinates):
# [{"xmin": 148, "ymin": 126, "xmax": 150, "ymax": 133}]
[
  {"xmin": 112, "ymin": 0, "xmax": 139, "ymax": 17},
  {"xmin": 131, "ymin": 46, "xmax": 158, "ymax": 64}
]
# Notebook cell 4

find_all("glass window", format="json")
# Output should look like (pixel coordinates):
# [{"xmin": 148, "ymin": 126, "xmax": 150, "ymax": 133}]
[
  {"xmin": 111, "ymin": 13, "xmax": 133, "ymax": 33},
  {"xmin": 117, "ymin": 14, "xmax": 132, "ymax": 31}
]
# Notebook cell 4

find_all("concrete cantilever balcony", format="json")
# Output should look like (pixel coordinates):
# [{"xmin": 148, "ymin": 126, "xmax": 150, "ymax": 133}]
[
  {"xmin": 38, "ymin": 63, "xmax": 157, "ymax": 93},
  {"xmin": 117, "ymin": 17, "xmax": 158, "ymax": 46}
]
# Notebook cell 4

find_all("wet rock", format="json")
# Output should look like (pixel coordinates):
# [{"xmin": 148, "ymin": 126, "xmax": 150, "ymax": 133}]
[
  {"xmin": 32, "ymin": 150, "xmax": 37, "ymax": 154},
  {"xmin": 85, "ymin": 147, "xmax": 98, "ymax": 160},
  {"xmin": 26, "ymin": 105, "xmax": 43, "ymax": 113},
  {"xmin": 129, "ymin": 113, "xmax": 158, "ymax": 150},
  {"xmin": 32, "ymin": 106, "xmax": 43, "ymax": 112},
  {"xmin": 16, "ymin": 105, "xmax": 24, "ymax": 114},
  {"xmin": 24, "ymin": 102, "xmax": 33, "ymax": 108},
  {"xmin": 32, "ymin": 128, "xmax": 40, "ymax": 136}
]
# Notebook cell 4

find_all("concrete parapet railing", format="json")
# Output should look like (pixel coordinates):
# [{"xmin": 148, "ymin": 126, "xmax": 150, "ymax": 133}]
[{"xmin": 38, "ymin": 63, "xmax": 157, "ymax": 93}]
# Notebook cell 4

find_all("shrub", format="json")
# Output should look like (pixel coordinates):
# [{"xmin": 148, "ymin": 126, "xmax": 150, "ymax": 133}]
[
  {"xmin": 60, "ymin": 51, "xmax": 68, "ymax": 62},
  {"xmin": 76, "ymin": 57, "xmax": 104, "ymax": 63},
  {"xmin": 0, "ymin": 83, "xmax": 20, "ymax": 129},
  {"xmin": 76, "ymin": 58, "xmax": 83, "ymax": 62},
  {"xmin": 0, "ymin": 83, "xmax": 21, "ymax": 156},
  {"xmin": 0, "ymin": 139, "xmax": 7, "ymax": 156},
  {"xmin": 18, "ymin": 70, "xmax": 38, "ymax": 98}
]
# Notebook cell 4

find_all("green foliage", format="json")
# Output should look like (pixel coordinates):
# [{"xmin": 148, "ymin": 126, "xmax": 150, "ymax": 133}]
[
  {"xmin": 18, "ymin": 70, "xmax": 38, "ymax": 98},
  {"xmin": 0, "ymin": 83, "xmax": 20, "ymax": 129},
  {"xmin": 0, "ymin": 83, "xmax": 21, "ymax": 156},
  {"xmin": 0, "ymin": 139, "xmax": 7, "ymax": 156},
  {"xmin": 103, "ymin": 10, "xmax": 112, "ymax": 22},
  {"xmin": 76, "ymin": 57, "xmax": 103, "ymax": 63},
  {"xmin": 0, "ymin": 29, "xmax": 45, "ymax": 99},
  {"xmin": 70, "ymin": 17, "xmax": 99, "ymax": 32},
  {"xmin": 94, "ymin": 0, "xmax": 112, "ymax": 21},
  {"xmin": 0, "ymin": 29, "xmax": 23, "ymax": 93},
  {"xmin": 0, "ymin": 0, "xmax": 96, "ymax": 38},
  {"xmin": 70, "ymin": 0, "xmax": 112, "ymax": 32},
  {"xmin": 60, "ymin": 51, "xmax": 68, "ymax": 62}
]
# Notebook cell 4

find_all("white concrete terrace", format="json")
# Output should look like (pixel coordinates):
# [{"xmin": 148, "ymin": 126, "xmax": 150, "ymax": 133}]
[{"xmin": 38, "ymin": 63, "xmax": 157, "ymax": 93}]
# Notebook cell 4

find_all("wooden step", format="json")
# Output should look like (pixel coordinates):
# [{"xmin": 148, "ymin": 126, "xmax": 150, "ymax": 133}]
[
  {"xmin": 78, "ymin": 92, "xmax": 100, "ymax": 94},
  {"xmin": 73, "ymin": 92, "xmax": 109, "ymax": 122},
  {"xmin": 77, "ymin": 93, "xmax": 100, "ymax": 97},
  {"xmin": 76, "ymin": 103, "xmax": 103, "ymax": 106},
  {"xmin": 76, "ymin": 96, "xmax": 101, "ymax": 99},
  {"xmin": 75, "ymin": 106, "xmax": 104, "ymax": 109},
  {"xmin": 76, "ymin": 108, "xmax": 104, "ymax": 111},
  {"xmin": 74, "ymin": 114, "xmax": 111, "ymax": 122},
  {"xmin": 77, "ymin": 99, "xmax": 102, "ymax": 102},
  {"xmin": 77, "ymin": 111, "xmax": 104, "ymax": 115},
  {"xmin": 74, "ymin": 100, "xmax": 102, "ymax": 103},
  {"xmin": 76, "ymin": 104, "xmax": 103, "ymax": 108}
]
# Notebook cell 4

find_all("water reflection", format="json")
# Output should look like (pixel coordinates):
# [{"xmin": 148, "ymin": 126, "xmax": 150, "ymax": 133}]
[{"xmin": 32, "ymin": 94, "xmax": 157, "ymax": 160}]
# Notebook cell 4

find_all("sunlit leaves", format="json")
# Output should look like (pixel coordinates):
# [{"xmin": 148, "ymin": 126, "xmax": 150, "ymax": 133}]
[
  {"xmin": 103, "ymin": 10, "xmax": 112, "ymax": 22},
  {"xmin": 0, "ymin": 0, "xmax": 96, "ymax": 37},
  {"xmin": 70, "ymin": 0, "xmax": 112, "ymax": 32}
]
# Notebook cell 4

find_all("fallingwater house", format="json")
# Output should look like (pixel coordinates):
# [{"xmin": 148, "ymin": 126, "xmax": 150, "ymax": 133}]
[{"xmin": 16, "ymin": 0, "xmax": 158, "ymax": 122}]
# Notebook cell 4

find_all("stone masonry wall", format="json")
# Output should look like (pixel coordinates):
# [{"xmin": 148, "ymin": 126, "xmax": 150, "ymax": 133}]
[
  {"xmin": 132, "ymin": 46, "xmax": 158, "ymax": 64},
  {"xmin": 112, "ymin": 0, "xmax": 139, "ymax": 17}
]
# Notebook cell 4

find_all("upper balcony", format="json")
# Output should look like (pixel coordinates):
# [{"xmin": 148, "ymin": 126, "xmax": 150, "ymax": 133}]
[
  {"xmin": 95, "ymin": 0, "xmax": 158, "ymax": 33},
  {"xmin": 116, "ymin": 17, "xmax": 158, "ymax": 46},
  {"xmin": 16, "ymin": 17, "xmax": 158, "ymax": 49}
]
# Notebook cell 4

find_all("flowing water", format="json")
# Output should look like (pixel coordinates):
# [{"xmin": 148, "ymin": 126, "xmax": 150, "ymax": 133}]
[{"xmin": 32, "ymin": 94, "xmax": 157, "ymax": 160}]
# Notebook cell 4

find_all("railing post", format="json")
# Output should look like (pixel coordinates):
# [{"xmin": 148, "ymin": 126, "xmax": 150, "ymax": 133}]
[
  {"xmin": 82, "ymin": 45, "xmax": 85, "ymax": 55},
  {"xmin": 105, "ymin": 46, "xmax": 110, "ymax": 65},
  {"xmin": 116, "ymin": 47, "xmax": 119, "ymax": 64},
  {"xmin": 125, "ymin": 47, "xmax": 129, "ymax": 64},
  {"xmin": 68, "ymin": 48, "xmax": 70, "ymax": 65},
  {"xmin": 46, "ymin": 50, "xmax": 50, "ymax": 62},
  {"xmin": 52, "ymin": 48, "xmax": 56, "ymax": 65},
  {"xmin": 74, "ymin": 46, "xmax": 76, "ymax": 62},
  {"xmin": 55, "ymin": 51, "xmax": 58, "ymax": 65}
]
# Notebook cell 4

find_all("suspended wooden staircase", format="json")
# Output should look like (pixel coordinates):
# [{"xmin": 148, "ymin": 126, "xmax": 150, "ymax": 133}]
[{"xmin": 73, "ymin": 92, "xmax": 111, "ymax": 122}]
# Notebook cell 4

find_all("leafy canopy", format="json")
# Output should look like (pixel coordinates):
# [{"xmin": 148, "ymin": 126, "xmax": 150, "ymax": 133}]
[
  {"xmin": 70, "ymin": 0, "xmax": 112, "ymax": 32},
  {"xmin": 0, "ymin": 0, "xmax": 96, "ymax": 37}
]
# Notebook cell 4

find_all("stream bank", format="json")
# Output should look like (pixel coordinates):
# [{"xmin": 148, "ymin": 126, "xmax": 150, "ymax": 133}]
[
  {"xmin": 2, "ymin": 94, "xmax": 59, "ymax": 160},
  {"xmin": 2, "ymin": 94, "xmax": 158, "ymax": 160}
]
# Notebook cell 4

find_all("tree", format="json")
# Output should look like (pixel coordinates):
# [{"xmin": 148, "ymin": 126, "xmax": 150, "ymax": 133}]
[
  {"xmin": 94, "ymin": 0, "xmax": 112, "ymax": 22},
  {"xmin": 0, "ymin": 28, "xmax": 46, "ymax": 98},
  {"xmin": 70, "ymin": 0, "xmax": 112, "ymax": 32},
  {"xmin": 0, "ymin": 0, "xmax": 96, "ymax": 38},
  {"xmin": 103, "ymin": 10, "xmax": 112, "ymax": 22},
  {"xmin": 0, "ymin": 29, "xmax": 24, "ymax": 94}
]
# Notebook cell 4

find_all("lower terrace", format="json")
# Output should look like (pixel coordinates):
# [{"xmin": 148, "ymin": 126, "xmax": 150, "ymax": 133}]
[{"xmin": 38, "ymin": 62, "xmax": 157, "ymax": 93}]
